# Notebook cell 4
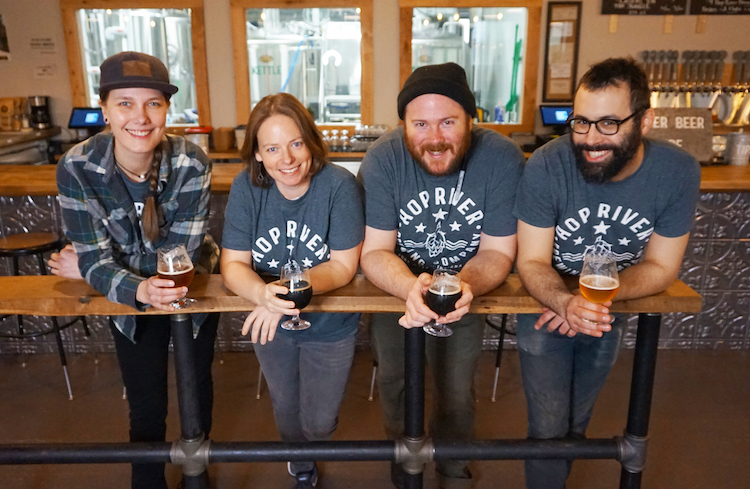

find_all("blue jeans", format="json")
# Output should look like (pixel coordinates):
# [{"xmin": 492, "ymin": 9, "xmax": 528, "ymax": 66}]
[
  {"xmin": 254, "ymin": 331, "xmax": 356, "ymax": 475},
  {"xmin": 370, "ymin": 313, "xmax": 483, "ymax": 479},
  {"xmin": 516, "ymin": 314, "xmax": 625, "ymax": 489}
]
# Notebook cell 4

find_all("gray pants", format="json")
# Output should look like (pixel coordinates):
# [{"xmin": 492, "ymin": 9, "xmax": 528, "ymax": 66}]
[
  {"xmin": 254, "ymin": 331, "xmax": 357, "ymax": 474},
  {"xmin": 370, "ymin": 313, "xmax": 483, "ymax": 479}
]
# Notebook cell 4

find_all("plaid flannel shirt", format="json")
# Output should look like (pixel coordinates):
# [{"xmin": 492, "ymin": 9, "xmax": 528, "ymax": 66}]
[{"xmin": 57, "ymin": 132, "xmax": 213, "ymax": 342}]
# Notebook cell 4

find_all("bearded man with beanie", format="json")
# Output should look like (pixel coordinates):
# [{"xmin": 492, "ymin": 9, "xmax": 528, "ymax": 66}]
[{"xmin": 358, "ymin": 62, "xmax": 524, "ymax": 488}]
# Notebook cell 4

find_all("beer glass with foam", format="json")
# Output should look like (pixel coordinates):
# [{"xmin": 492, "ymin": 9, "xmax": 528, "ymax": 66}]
[
  {"xmin": 423, "ymin": 268, "xmax": 462, "ymax": 337},
  {"xmin": 277, "ymin": 261, "xmax": 313, "ymax": 331},
  {"xmin": 579, "ymin": 245, "xmax": 619, "ymax": 322},
  {"xmin": 157, "ymin": 243, "xmax": 196, "ymax": 308}
]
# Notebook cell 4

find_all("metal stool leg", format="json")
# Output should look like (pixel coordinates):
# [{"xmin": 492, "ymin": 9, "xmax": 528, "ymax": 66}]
[
  {"xmin": 11, "ymin": 257, "xmax": 28, "ymax": 367},
  {"xmin": 36, "ymin": 252, "xmax": 73, "ymax": 399},
  {"xmin": 256, "ymin": 367, "xmax": 264, "ymax": 400},
  {"xmin": 368, "ymin": 359, "xmax": 378, "ymax": 401},
  {"xmin": 491, "ymin": 315, "xmax": 508, "ymax": 402},
  {"xmin": 78, "ymin": 315, "xmax": 98, "ymax": 364},
  {"xmin": 50, "ymin": 316, "xmax": 73, "ymax": 400},
  {"xmin": 483, "ymin": 314, "xmax": 513, "ymax": 402}
]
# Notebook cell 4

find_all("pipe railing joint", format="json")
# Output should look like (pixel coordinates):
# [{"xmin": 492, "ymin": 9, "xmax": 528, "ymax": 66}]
[
  {"xmin": 395, "ymin": 435, "xmax": 434, "ymax": 475},
  {"xmin": 617, "ymin": 433, "xmax": 648, "ymax": 473},
  {"xmin": 170, "ymin": 435, "xmax": 210, "ymax": 477}
]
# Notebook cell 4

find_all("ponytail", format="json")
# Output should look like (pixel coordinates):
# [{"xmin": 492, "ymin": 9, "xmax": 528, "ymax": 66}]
[{"xmin": 140, "ymin": 145, "xmax": 163, "ymax": 243}]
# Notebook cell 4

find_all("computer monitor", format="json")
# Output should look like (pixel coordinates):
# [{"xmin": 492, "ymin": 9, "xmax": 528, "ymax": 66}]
[
  {"xmin": 68, "ymin": 107, "xmax": 106, "ymax": 129},
  {"xmin": 539, "ymin": 105, "xmax": 573, "ymax": 135}
]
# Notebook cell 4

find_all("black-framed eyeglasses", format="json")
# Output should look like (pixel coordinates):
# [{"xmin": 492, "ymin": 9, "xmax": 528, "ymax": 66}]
[{"xmin": 567, "ymin": 108, "xmax": 646, "ymax": 136}]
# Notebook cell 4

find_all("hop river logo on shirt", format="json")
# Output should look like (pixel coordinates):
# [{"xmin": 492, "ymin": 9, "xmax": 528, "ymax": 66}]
[
  {"xmin": 396, "ymin": 186, "xmax": 484, "ymax": 269},
  {"xmin": 553, "ymin": 202, "xmax": 654, "ymax": 275},
  {"xmin": 251, "ymin": 220, "xmax": 330, "ymax": 270}
]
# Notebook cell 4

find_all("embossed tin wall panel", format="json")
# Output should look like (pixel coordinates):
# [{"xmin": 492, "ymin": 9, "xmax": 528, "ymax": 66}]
[{"xmin": 2, "ymin": 191, "xmax": 749, "ymax": 353}]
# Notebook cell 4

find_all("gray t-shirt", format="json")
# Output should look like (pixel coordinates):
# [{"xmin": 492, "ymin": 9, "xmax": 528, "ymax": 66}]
[
  {"xmin": 514, "ymin": 135, "xmax": 701, "ymax": 276},
  {"xmin": 119, "ymin": 171, "xmax": 149, "ymax": 218},
  {"xmin": 222, "ymin": 163, "xmax": 364, "ymax": 341},
  {"xmin": 358, "ymin": 126, "xmax": 524, "ymax": 274}
]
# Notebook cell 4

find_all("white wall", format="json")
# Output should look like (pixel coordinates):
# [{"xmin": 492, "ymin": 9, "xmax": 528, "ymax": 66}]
[
  {"xmin": 1, "ymin": 0, "xmax": 749, "ymax": 136},
  {"xmin": 0, "ymin": 0, "xmax": 72, "ymax": 131}
]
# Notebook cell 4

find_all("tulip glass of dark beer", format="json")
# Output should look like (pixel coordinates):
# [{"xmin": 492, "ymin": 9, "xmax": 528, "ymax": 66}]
[
  {"xmin": 157, "ymin": 244, "xmax": 196, "ymax": 309},
  {"xmin": 423, "ymin": 268, "xmax": 462, "ymax": 337},
  {"xmin": 277, "ymin": 261, "xmax": 313, "ymax": 331},
  {"xmin": 579, "ymin": 247, "xmax": 619, "ymax": 322}
]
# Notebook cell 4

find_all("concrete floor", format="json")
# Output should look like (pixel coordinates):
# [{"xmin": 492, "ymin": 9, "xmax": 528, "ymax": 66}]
[{"xmin": 0, "ymin": 348, "xmax": 749, "ymax": 489}]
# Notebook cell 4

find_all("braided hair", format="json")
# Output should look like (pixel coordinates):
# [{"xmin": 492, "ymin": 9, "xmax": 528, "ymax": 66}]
[{"xmin": 140, "ymin": 144, "xmax": 163, "ymax": 243}]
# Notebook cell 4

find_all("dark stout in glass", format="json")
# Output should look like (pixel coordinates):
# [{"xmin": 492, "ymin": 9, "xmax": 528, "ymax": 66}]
[
  {"xmin": 278, "ymin": 279, "xmax": 313, "ymax": 309},
  {"xmin": 158, "ymin": 265, "xmax": 195, "ymax": 288},
  {"xmin": 425, "ymin": 284, "xmax": 462, "ymax": 316}
]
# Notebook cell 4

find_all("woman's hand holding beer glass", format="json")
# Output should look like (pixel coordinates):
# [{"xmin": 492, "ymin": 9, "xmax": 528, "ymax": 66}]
[
  {"xmin": 137, "ymin": 244, "xmax": 195, "ymax": 312},
  {"xmin": 240, "ymin": 262, "xmax": 311, "ymax": 344},
  {"xmin": 398, "ymin": 269, "xmax": 473, "ymax": 333}
]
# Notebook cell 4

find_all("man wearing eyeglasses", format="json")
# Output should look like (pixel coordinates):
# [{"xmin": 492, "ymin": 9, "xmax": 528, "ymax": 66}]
[{"xmin": 513, "ymin": 57, "xmax": 700, "ymax": 489}]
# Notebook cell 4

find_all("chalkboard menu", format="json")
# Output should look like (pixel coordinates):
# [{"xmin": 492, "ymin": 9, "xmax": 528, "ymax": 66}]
[
  {"xmin": 601, "ymin": 0, "xmax": 688, "ymax": 15},
  {"xmin": 690, "ymin": 0, "xmax": 750, "ymax": 15}
]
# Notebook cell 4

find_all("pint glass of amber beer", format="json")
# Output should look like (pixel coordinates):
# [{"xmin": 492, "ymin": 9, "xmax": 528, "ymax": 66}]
[
  {"xmin": 157, "ymin": 243, "xmax": 196, "ymax": 308},
  {"xmin": 579, "ymin": 243, "xmax": 619, "ymax": 306}
]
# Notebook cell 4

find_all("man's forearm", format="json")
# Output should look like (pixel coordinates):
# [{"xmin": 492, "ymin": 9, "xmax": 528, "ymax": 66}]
[
  {"xmin": 460, "ymin": 250, "xmax": 514, "ymax": 297},
  {"xmin": 518, "ymin": 260, "xmax": 574, "ymax": 317},
  {"xmin": 360, "ymin": 249, "xmax": 417, "ymax": 301},
  {"xmin": 616, "ymin": 261, "xmax": 679, "ymax": 301}
]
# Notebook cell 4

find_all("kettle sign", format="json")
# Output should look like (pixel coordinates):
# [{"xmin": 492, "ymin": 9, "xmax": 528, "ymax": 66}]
[{"xmin": 253, "ymin": 54, "xmax": 281, "ymax": 76}]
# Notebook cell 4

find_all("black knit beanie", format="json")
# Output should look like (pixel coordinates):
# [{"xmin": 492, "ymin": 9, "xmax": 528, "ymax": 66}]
[{"xmin": 397, "ymin": 62, "xmax": 477, "ymax": 120}]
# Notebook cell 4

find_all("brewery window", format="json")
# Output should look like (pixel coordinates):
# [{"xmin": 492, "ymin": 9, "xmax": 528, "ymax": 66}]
[
  {"xmin": 61, "ymin": 1, "xmax": 211, "ymax": 127},
  {"xmin": 231, "ymin": 2, "xmax": 373, "ymax": 128},
  {"xmin": 400, "ymin": 1, "xmax": 541, "ymax": 134}
]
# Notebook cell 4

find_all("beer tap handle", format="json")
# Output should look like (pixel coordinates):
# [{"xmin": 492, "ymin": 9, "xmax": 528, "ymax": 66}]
[
  {"xmin": 732, "ymin": 51, "xmax": 744, "ymax": 91},
  {"xmin": 680, "ymin": 50, "xmax": 691, "ymax": 92}
]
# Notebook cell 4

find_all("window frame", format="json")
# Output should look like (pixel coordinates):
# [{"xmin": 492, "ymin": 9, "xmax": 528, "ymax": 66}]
[
  {"xmin": 60, "ymin": 0, "xmax": 212, "ymax": 127},
  {"xmin": 230, "ymin": 0, "xmax": 374, "ymax": 131},
  {"xmin": 398, "ymin": 0, "xmax": 541, "ymax": 136}
]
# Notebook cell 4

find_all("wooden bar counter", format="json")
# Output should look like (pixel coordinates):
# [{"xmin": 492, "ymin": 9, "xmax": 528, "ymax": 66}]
[
  {"xmin": 0, "ymin": 273, "xmax": 702, "ymax": 317},
  {"xmin": 2, "ymin": 162, "xmax": 749, "ymax": 196}
]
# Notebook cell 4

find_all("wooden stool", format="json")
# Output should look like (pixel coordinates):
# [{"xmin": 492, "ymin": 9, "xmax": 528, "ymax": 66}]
[{"xmin": 0, "ymin": 232, "xmax": 91, "ymax": 400}]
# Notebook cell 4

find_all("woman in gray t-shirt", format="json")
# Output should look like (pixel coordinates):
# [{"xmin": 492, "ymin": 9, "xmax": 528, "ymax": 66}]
[{"xmin": 221, "ymin": 93, "xmax": 364, "ymax": 488}]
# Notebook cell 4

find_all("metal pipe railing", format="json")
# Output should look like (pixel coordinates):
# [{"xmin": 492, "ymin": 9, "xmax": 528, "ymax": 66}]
[{"xmin": 0, "ymin": 312, "xmax": 661, "ymax": 489}]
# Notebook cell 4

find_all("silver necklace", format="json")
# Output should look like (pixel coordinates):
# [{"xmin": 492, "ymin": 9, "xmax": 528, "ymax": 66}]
[{"xmin": 115, "ymin": 159, "xmax": 149, "ymax": 180}]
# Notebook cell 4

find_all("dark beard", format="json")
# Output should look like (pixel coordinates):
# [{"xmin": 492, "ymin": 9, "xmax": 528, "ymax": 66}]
[
  {"xmin": 405, "ymin": 123, "xmax": 472, "ymax": 177},
  {"xmin": 572, "ymin": 126, "xmax": 642, "ymax": 184}
]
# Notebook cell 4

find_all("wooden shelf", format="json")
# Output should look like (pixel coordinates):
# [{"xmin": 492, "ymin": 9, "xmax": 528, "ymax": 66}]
[
  {"xmin": 0, "ymin": 274, "xmax": 701, "ymax": 317},
  {"xmin": 209, "ymin": 151, "xmax": 366, "ymax": 161},
  {"xmin": 2, "ymin": 162, "xmax": 749, "ymax": 196},
  {"xmin": 0, "ymin": 127, "xmax": 61, "ymax": 149}
]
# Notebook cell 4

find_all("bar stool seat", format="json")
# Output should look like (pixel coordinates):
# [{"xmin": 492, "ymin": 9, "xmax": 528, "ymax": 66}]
[{"xmin": 0, "ymin": 232, "xmax": 91, "ymax": 400}]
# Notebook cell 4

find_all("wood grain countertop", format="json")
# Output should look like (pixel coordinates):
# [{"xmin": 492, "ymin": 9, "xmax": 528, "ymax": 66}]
[
  {"xmin": 0, "ymin": 163, "xmax": 749, "ymax": 196},
  {"xmin": 0, "ymin": 274, "xmax": 702, "ymax": 317}
]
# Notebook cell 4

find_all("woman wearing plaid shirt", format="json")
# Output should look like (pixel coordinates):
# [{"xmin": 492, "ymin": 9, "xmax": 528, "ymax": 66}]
[{"xmin": 50, "ymin": 52, "xmax": 219, "ymax": 489}]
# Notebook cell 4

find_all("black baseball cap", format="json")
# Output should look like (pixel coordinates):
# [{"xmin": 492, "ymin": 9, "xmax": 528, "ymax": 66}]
[{"xmin": 98, "ymin": 51, "xmax": 178, "ymax": 95}]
